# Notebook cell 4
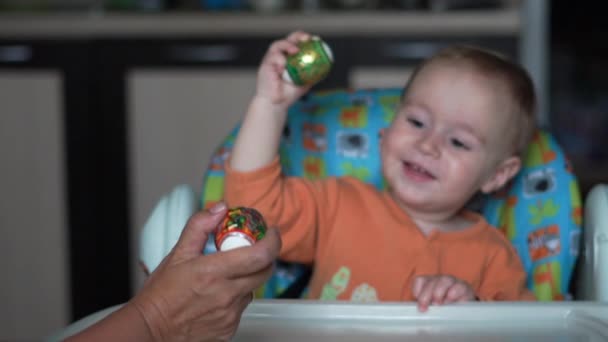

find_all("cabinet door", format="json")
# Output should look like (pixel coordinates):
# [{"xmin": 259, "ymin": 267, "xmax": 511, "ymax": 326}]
[
  {"xmin": 0, "ymin": 71, "xmax": 69, "ymax": 340},
  {"xmin": 128, "ymin": 68, "xmax": 257, "ymax": 289}
]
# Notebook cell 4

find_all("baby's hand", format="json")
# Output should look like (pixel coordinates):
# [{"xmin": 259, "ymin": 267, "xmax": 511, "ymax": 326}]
[
  {"xmin": 412, "ymin": 275, "xmax": 476, "ymax": 312},
  {"xmin": 255, "ymin": 31, "xmax": 313, "ymax": 109}
]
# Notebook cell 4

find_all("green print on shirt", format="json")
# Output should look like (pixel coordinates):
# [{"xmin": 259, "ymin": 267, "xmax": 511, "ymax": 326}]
[
  {"xmin": 320, "ymin": 266, "xmax": 351, "ymax": 300},
  {"xmin": 350, "ymin": 283, "xmax": 379, "ymax": 302}
]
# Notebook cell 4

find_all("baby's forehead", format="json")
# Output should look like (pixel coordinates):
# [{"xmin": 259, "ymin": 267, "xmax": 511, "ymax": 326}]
[
  {"xmin": 407, "ymin": 62, "xmax": 513, "ymax": 108},
  {"xmin": 445, "ymin": 65, "xmax": 513, "ymax": 104},
  {"xmin": 405, "ymin": 51, "xmax": 532, "ymax": 155},
  {"xmin": 417, "ymin": 59, "xmax": 507, "ymax": 87},
  {"xmin": 402, "ymin": 65, "xmax": 517, "ymax": 139}
]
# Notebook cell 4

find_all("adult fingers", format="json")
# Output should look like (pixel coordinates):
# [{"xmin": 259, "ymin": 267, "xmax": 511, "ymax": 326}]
[
  {"xmin": 235, "ymin": 292, "xmax": 253, "ymax": 317},
  {"xmin": 226, "ymin": 292, "xmax": 255, "ymax": 337},
  {"xmin": 230, "ymin": 264, "xmax": 275, "ymax": 294},
  {"xmin": 196, "ymin": 227, "xmax": 281, "ymax": 278},
  {"xmin": 174, "ymin": 202, "xmax": 227, "ymax": 257}
]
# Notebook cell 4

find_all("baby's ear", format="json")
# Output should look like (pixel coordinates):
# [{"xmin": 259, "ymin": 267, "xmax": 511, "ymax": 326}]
[{"xmin": 481, "ymin": 156, "xmax": 521, "ymax": 194}]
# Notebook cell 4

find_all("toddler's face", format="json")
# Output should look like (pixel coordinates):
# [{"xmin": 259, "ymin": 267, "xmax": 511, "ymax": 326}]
[{"xmin": 381, "ymin": 62, "xmax": 517, "ymax": 214}]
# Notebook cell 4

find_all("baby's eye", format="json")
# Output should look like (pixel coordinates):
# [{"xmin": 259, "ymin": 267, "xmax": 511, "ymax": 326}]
[
  {"xmin": 451, "ymin": 138, "xmax": 470, "ymax": 150},
  {"xmin": 407, "ymin": 118, "xmax": 424, "ymax": 128}
]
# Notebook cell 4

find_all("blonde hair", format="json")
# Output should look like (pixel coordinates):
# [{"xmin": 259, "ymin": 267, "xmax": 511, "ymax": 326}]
[{"xmin": 403, "ymin": 45, "xmax": 537, "ymax": 159}]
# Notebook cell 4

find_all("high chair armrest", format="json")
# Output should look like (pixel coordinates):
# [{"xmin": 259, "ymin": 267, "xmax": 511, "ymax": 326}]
[
  {"xmin": 596, "ymin": 232, "xmax": 608, "ymax": 301},
  {"xmin": 578, "ymin": 183, "xmax": 608, "ymax": 301},
  {"xmin": 139, "ymin": 184, "xmax": 197, "ymax": 274}
]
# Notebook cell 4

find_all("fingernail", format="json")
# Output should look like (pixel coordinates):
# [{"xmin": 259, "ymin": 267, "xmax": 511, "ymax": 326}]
[{"xmin": 209, "ymin": 202, "xmax": 227, "ymax": 214}]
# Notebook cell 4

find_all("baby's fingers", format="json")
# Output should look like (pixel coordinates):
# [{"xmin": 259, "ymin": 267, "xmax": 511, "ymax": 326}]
[
  {"xmin": 268, "ymin": 40, "xmax": 299, "ymax": 59},
  {"xmin": 431, "ymin": 277, "xmax": 456, "ymax": 305},
  {"xmin": 286, "ymin": 30, "xmax": 311, "ymax": 44},
  {"xmin": 411, "ymin": 276, "xmax": 427, "ymax": 299},
  {"xmin": 444, "ymin": 283, "xmax": 468, "ymax": 303},
  {"xmin": 445, "ymin": 283, "xmax": 476, "ymax": 303},
  {"xmin": 413, "ymin": 278, "xmax": 437, "ymax": 312}
]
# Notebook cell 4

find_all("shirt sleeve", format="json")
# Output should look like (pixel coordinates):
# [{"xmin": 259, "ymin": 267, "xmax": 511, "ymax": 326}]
[
  {"xmin": 477, "ymin": 238, "xmax": 537, "ymax": 301},
  {"xmin": 224, "ymin": 157, "xmax": 340, "ymax": 264}
]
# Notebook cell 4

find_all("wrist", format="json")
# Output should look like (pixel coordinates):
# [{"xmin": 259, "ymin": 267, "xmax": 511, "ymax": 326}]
[
  {"xmin": 130, "ymin": 295, "xmax": 169, "ymax": 342},
  {"xmin": 251, "ymin": 94, "xmax": 291, "ymax": 115}
]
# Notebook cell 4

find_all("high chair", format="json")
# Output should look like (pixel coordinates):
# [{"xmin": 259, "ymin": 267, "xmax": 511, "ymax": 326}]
[{"xmin": 49, "ymin": 88, "xmax": 608, "ymax": 341}]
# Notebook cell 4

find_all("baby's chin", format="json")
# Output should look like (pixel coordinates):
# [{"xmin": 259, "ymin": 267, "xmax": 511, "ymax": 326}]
[
  {"xmin": 388, "ymin": 187, "xmax": 467, "ymax": 215},
  {"xmin": 388, "ymin": 188, "xmax": 436, "ymax": 210}
]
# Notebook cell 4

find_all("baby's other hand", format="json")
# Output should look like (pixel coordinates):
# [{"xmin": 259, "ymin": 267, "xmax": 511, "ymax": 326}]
[
  {"xmin": 255, "ymin": 31, "xmax": 313, "ymax": 109},
  {"xmin": 412, "ymin": 275, "xmax": 476, "ymax": 312}
]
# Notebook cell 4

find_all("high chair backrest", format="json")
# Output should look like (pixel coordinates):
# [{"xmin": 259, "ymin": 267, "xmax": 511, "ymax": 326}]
[{"xmin": 201, "ymin": 88, "xmax": 582, "ymax": 301}]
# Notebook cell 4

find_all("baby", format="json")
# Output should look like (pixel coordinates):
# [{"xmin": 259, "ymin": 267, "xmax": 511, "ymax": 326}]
[{"xmin": 225, "ymin": 31, "xmax": 537, "ymax": 310}]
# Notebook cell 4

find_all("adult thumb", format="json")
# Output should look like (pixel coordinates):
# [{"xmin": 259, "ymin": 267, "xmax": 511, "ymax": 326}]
[{"xmin": 174, "ymin": 202, "xmax": 227, "ymax": 258}]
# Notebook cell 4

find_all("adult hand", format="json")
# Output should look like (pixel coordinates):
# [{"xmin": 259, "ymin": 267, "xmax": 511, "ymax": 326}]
[
  {"xmin": 133, "ymin": 202, "xmax": 281, "ymax": 341},
  {"xmin": 412, "ymin": 275, "xmax": 476, "ymax": 312},
  {"xmin": 67, "ymin": 202, "xmax": 281, "ymax": 342}
]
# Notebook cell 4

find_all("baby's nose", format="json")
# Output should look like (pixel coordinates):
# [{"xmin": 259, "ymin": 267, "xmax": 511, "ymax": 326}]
[{"xmin": 417, "ymin": 133, "xmax": 441, "ymax": 158}]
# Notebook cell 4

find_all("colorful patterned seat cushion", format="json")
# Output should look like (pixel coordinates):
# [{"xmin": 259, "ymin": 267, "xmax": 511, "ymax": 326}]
[
  {"xmin": 482, "ymin": 130, "xmax": 582, "ymax": 300},
  {"xmin": 201, "ymin": 88, "xmax": 582, "ymax": 300}
]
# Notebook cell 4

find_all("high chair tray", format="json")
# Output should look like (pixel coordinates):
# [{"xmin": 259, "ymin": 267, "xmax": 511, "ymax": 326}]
[{"xmin": 236, "ymin": 300, "xmax": 608, "ymax": 341}]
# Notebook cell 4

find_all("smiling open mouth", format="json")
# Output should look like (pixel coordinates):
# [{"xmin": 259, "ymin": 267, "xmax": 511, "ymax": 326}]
[{"xmin": 403, "ymin": 161, "xmax": 436, "ymax": 181}]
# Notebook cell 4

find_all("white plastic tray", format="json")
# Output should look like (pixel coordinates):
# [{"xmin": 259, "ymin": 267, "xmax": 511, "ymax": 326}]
[{"xmin": 235, "ymin": 300, "xmax": 608, "ymax": 341}]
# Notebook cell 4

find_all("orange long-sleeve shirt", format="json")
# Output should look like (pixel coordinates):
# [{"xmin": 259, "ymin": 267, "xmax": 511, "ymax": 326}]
[{"xmin": 225, "ymin": 158, "xmax": 535, "ymax": 302}]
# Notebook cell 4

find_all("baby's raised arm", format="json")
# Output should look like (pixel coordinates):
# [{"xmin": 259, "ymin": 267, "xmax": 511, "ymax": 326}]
[{"xmin": 230, "ymin": 31, "xmax": 313, "ymax": 172}]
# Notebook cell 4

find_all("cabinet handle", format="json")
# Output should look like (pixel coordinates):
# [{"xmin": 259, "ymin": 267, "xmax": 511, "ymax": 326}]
[
  {"xmin": 382, "ymin": 42, "xmax": 442, "ymax": 59},
  {"xmin": 0, "ymin": 45, "xmax": 32, "ymax": 63},
  {"xmin": 168, "ymin": 44, "xmax": 238, "ymax": 62}
]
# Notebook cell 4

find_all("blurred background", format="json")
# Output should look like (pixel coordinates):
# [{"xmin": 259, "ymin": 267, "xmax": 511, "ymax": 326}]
[{"xmin": 0, "ymin": 0, "xmax": 605, "ymax": 340}]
